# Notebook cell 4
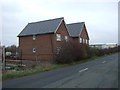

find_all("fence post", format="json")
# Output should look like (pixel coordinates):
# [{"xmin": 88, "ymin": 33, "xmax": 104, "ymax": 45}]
[
  {"xmin": 36, "ymin": 53, "xmax": 38, "ymax": 65},
  {"xmin": 20, "ymin": 50, "xmax": 22, "ymax": 66},
  {"xmin": 2, "ymin": 47, "xmax": 6, "ymax": 70}
]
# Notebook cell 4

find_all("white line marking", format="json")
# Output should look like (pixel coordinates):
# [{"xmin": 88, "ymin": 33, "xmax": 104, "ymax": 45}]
[
  {"xmin": 102, "ymin": 61, "xmax": 106, "ymax": 63},
  {"xmin": 79, "ymin": 68, "xmax": 88, "ymax": 73}
]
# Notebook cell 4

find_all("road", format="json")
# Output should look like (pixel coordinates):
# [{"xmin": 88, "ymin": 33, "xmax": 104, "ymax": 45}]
[{"xmin": 3, "ymin": 53, "xmax": 118, "ymax": 88}]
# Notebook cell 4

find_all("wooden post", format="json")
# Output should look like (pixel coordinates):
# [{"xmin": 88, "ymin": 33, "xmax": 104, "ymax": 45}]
[
  {"xmin": 35, "ymin": 49, "xmax": 38, "ymax": 65},
  {"xmin": 2, "ymin": 47, "xmax": 6, "ymax": 70},
  {"xmin": 20, "ymin": 50, "xmax": 22, "ymax": 66}
]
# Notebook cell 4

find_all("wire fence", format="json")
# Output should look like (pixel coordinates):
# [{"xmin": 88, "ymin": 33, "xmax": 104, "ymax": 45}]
[
  {"xmin": 1, "ymin": 47, "xmax": 23, "ymax": 70},
  {"xmin": 1, "ymin": 47, "xmax": 51, "ymax": 71}
]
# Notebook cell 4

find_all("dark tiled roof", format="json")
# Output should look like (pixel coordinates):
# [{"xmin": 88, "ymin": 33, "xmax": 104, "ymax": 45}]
[
  {"xmin": 67, "ymin": 22, "xmax": 85, "ymax": 37},
  {"xmin": 18, "ymin": 17, "xmax": 64, "ymax": 37}
]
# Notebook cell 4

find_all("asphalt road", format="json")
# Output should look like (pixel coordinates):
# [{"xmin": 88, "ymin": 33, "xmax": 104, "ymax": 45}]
[{"xmin": 3, "ymin": 53, "xmax": 118, "ymax": 88}]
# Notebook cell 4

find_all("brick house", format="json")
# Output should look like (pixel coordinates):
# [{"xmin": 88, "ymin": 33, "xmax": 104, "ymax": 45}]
[
  {"xmin": 67, "ymin": 22, "xmax": 89, "ymax": 44},
  {"xmin": 17, "ymin": 17, "xmax": 89, "ymax": 60}
]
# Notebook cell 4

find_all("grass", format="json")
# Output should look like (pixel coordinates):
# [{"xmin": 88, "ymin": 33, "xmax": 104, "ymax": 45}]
[
  {"xmin": 2, "ymin": 64, "xmax": 67, "ymax": 81},
  {"xmin": 2, "ymin": 53, "xmax": 117, "ymax": 81}
]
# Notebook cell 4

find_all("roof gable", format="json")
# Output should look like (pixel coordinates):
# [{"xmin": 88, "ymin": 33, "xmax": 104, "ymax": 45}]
[
  {"xmin": 67, "ymin": 22, "xmax": 85, "ymax": 37},
  {"xmin": 80, "ymin": 24, "xmax": 89, "ymax": 40},
  {"xmin": 18, "ymin": 17, "xmax": 64, "ymax": 37}
]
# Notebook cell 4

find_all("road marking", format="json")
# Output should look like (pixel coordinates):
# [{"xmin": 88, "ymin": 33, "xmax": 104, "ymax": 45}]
[
  {"xmin": 79, "ymin": 68, "xmax": 88, "ymax": 73},
  {"xmin": 102, "ymin": 61, "xmax": 106, "ymax": 63}
]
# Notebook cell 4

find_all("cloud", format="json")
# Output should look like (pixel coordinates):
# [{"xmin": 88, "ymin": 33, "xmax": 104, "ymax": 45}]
[
  {"xmin": 0, "ymin": 5, "xmax": 2, "ymax": 45},
  {"xmin": 1, "ymin": 0, "xmax": 118, "ymax": 46}
]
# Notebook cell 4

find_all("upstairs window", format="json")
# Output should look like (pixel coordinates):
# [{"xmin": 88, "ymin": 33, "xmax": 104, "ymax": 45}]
[
  {"xmin": 33, "ymin": 48, "xmax": 36, "ymax": 53},
  {"xmin": 65, "ymin": 36, "xmax": 68, "ymax": 42},
  {"xmin": 79, "ymin": 38, "xmax": 82, "ymax": 43},
  {"xmin": 56, "ymin": 34, "xmax": 61, "ymax": 41},
  {"xmin": 33, "ymin": 35, "xmax": 36, "ymax": 40}
]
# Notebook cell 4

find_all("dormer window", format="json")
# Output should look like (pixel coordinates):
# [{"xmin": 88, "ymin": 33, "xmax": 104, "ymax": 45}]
[
  {"xmin": 33, "ymin": 35, "xmax": 36, "ymax": 40},
  {"xmin": 56, "ymin": 34, "xmax": 61, "ymax": 41}
]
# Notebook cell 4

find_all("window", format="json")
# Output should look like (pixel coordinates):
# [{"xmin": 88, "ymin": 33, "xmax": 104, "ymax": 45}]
[
  {"xmin": 56, "ymin": 34, "xmax": 61, "ymax": 41},
  {"xmin": 87, "ymin": 40, "xmax": 89, "ymax": 44},
  {"xmin": 84, "ymin": 39, "xmax": 86, "ymax": 43},
  {"xmin": 33, "ymin": 48, "xmax": 36, "ymax": 53},
  {"xmin": 65, "ymin": 36, "xmax": 68, "ymax": 41},
  {"xmin": 79, "ymin": 38, "xmax": 82, "ymax": 43},
  {"xmin": 83, "ymin": 39, "xmax": 84, "ymax": 43},
  {"xmin": 33, "ymin": 35, "xmax": 36, "ymax": 40},
  {"xmin": 83, "ymin": 39, "xmax": 86, "ymax": 43},
  {"xmin": 86, "ymin": 39, "xmax": 88, "ymax": 44},
  {"xmin": 56, "ymin": 47, "xmax": 61, "ymax": 54}
]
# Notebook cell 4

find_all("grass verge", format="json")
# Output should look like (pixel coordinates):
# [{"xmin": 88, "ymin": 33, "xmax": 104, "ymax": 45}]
[{"xmin": 2, "ymin": 53, "xmax": 117, "ymax": 81}]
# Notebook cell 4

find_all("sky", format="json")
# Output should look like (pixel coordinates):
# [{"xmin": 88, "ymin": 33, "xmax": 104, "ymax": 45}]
[{"xmin": 0, "ymin": 0, "xmax": 119, "ymax": 46}]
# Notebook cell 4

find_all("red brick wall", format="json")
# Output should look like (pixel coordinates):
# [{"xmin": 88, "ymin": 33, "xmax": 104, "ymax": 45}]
[
  {"xmin": 71, "ymin": 24, "xmax": 89, "ymax": 44},
  {"xmin": 80, "ymin": 24, "xmax": 89, "ymax": 40},
  {"xmin": 19, "ymin": 34, "xmax": 54, "ymax": 60},
  {"xmin": 19, "ymin": 20, "xmax": 70, "ymax": 61},
  {"xmin": 19, "ymin": 21, "xmax": 89, "ymax": 61},
  {"xmin": 52, "ymin": 20, "xmax": 70, "ymax": 51}
]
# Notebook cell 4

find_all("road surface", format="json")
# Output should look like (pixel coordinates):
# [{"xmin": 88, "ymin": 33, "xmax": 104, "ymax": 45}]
[{"xmin": 3, "ymin": 53, "xmax": 118, "ymax": 88}]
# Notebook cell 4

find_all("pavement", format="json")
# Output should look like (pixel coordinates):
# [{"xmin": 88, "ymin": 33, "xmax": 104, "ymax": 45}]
[{"xmin": 2, "ymin": 53, "xmax": 118, "ymax": 88}]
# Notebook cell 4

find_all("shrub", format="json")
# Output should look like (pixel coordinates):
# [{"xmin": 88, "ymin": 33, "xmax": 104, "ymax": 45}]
[
  {"xmin": 55, "ymin": 41, "xmax": 75, "ymax": 64},
  {"xmin": 91, "ymin": 46, "xmax": 119, "ymax": 56},
  {"xmin": 55, "ymin": 41, "xmax": 119, "ymax": 64},
  {"xmin": 55, "ymin": 41, "xmax": 90, "ymax": 64}
]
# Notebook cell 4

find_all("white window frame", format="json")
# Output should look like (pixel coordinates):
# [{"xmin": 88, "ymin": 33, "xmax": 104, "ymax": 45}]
[
  {"xmin": 33, "ymin": 35, "xmax": 36, "ymax": 40},
  {"xmin": 86, "ymin": 39, "xmax": 88, "ymax": 44},
  {"xmin": 33, "ymin": 48, "xmax": 36, "ymax": 53},
  {"xmin": 56, "ymin": 47, "xmax": 61, "ymax": 54},
  {"xmin": 65, "ymin": 36, "xmax": 68, "ymax": 41},
  {"xmin": 83, "ymin": 39, "xmax": 86, "ymax": 43},
  {"xmin": 79, "ymin": 38, "xmax": 82, "ymax": 43},
  {"xmin": 56, "ymin": 34, "xmax": 61, "ymax": 41},
  {"xmin": 83, "ymin": 39, "xmax": 84, "ymax": 43},
  {"xmin": 84, "ymin": 39, "xmax": 86, "ymax": 43},
  {"xmin": 87, "ymin": 40, "xmax": 89, "ymax": 44}
]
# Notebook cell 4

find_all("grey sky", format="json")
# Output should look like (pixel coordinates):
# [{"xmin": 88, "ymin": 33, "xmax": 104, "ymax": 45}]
[
  {"xmin": 1, "ymin": 0, "xmax": 119, "ymax": 46},
  {"xmin": 118, "ymin": 1, "xmax": 120, "ymax": 44}
]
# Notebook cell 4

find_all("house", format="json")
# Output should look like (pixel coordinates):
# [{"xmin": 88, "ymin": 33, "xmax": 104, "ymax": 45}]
[
  {"xmin": 67, "ymin": 22, "xmax": 89, "ymax": 44},
  {"xmin": 90, "ymin": 43, "xmax": 117, "ymax": 49},
  {"xmin": 105, "ymin": 43, "xmax": 118, "ymax": 48},
  {"xmin": 90, "ymin": 43, "xmax": 106, "ymax": 49},
  {"xmin": 18, "ymin": 17, "xmax": 89, "ymax": 61}
]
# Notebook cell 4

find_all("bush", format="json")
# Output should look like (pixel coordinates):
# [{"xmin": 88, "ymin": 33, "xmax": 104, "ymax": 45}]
[
  {"xmin": 55, "ymin": 41, "xmax": 119, "ymax": 64},
  {"xmin": 55, "ymin": 41, "xmax": 75, "ymax": 64},
  {"xmin": 91, "ymin": 46, "xmax": 119, "ymax": 56},
  {"xmin": 55, "ymin": 41, "xmax": 90, "ymax": 64}
]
